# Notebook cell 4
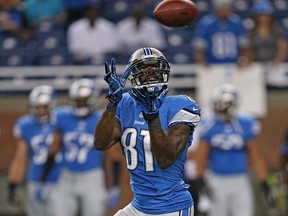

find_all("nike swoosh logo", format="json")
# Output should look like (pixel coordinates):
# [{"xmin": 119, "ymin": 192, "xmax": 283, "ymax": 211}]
[{"xmin": 192, "ymin": 107, "xmax": 199, "ymax": 112}]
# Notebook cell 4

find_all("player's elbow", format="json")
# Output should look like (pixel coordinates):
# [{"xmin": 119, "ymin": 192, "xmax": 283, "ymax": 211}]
[{"xmin": 94, "ymin": 136, "xmax": 108, "ymax": 151}]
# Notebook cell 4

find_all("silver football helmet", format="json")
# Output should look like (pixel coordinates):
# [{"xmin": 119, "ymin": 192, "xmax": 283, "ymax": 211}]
[
  {"xmin": 69, "ymin": 78, "xmax": 99, "ymax": 117},
  {"xmin": 127, "ymin": 47, "xmax": 170, "ymax": 98},
  {"xmin": 212, "ymin": 84, "xmax": 239, "ymax": 120},
  {"xmin": 29, "ymin": 85, "xmax": 57, "ymax": 123}
]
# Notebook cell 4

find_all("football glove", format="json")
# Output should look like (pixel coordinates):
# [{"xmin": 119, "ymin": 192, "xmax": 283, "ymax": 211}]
[
  {"xmin": 261, "ymin": 181, "xmax": 276, "ymax": 207},
  {"xmin": 133, "ymin": 86, "xmax": 169, "ymax": 118},
  {"xmin": 7, "ymin": 183, "xmax": 17, "ymax": 204},
  {"xmin": 104, "ymin": 58, "xmax": 131, "ymax": 109}
]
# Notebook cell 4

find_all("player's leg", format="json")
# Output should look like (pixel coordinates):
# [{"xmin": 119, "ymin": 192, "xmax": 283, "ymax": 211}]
[
  {"xmin": 114, "ymin": 203, "xmax": 194, "ymax": 216},
  {"xmin": 26, "ymin": 182, "xmax": 47, "ymax": 216},
  {"xmin": 230, "ymin": 175, "xmax": 254, "ymax": 216},
  {"xmin": 79, "ymin": 168, "xmax": 107, "ymax": 216},
  {"xmin": 206, "ymin": 173, "xmax": 229, "ymax": 216},
  {"xmin": 51, "ymin": 169, "xmax": 79, "ymax": 216}
]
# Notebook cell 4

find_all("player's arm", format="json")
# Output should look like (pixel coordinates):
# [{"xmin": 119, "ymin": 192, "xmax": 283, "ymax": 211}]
[
  {"xmin": 94, "ymin": 58, "xmax": 129, "ymax": 151},
  {"xmin": 196, "ymin": 139, "xmax": 210, "ymax": 178},
  {"xmin": 94, "ymin": 108, "xmax": 121, "ymax": 151},
  {"xmin": 147, "ymin": 119, "xmax": 192, "ymax": 169},
  {"xmin": 247, "ymin": 139, "xmax": 267, "ymax": 181},
  {"xmin": 40, "ymin": 130, "xmax": 62, "ymax": 182},
  {"xmin": 7, "ymin": 139, "xmax": 28, "ymax": 203},
  {"xmin": 247, "ymin": 139, "xmax": 275, "ymax": 205}
]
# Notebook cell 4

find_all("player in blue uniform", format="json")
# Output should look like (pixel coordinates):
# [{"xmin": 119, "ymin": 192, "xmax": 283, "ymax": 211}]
[
  {"xmin": 41, "ymin": 78, "xmax": 107, "ymax": 216},
  {"xmin": 8, "ymin": 85, "xmax": 62, "ymax": 216},
  {"xmin": 94, "ymin": 47, "xmax": 201, "ymax": 216},
  {"xmin": 196, "ymin": 84, "xmax": 272, "ymax": 216},
  {"xmin": 192, "ymin": 0, "xmax": 250, "ymax": 65}
]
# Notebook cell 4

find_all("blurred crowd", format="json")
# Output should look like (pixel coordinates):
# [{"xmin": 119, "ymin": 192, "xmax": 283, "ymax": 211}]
[{"xmin": 0, "ymin": 0, "xmax": 288, "ymax": 68}]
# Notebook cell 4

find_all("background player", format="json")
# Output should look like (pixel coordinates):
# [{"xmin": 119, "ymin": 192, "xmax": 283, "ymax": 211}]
[
  {"xmin": 196, "ymin": 84, "xmax": 272, "ymax": 216},
  {"xmin": 8, "ymin": 85, "xmax": 62, "ymax": 216},
  {"xmin": 41, "ymin": 78, "xmax": 107, "ymax": 216},
  {"xmin": 94, "ymin": 47, "xmax": 201, "ymax": 216}
]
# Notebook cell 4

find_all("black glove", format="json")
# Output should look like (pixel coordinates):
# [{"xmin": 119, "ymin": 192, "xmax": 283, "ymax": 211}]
[
  {"xmin": 260, "ymin": 181, "xmax": 275, "ymax": 207},
  {"xmin": 195, "ymin": 178, "xmax": 213, "ymax": 199},
  {"xmin": 7, "ymin": 183, "xmax": 17, "ymax": 204}
]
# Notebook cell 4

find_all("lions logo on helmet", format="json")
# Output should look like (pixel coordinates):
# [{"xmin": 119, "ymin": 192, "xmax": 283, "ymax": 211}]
[
  {"xmin": 69, "ymin": 78, "xmax": 99, "ymax": 117},
  {"xmin": 212, "ymin": 84, "xmax": 239, "ymax": 120},
  {"xmin": 29, "ymin": 85, "xmax": 57, "ymax": 123},
  {"xmin": 127, "ymin": 47, "xmax": 170, "ymax": 99}
]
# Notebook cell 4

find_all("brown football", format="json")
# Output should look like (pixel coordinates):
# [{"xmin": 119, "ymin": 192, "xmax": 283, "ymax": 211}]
[{"xmin": 153, "ymin": 0, "xmax": 199, "ymax": 28}]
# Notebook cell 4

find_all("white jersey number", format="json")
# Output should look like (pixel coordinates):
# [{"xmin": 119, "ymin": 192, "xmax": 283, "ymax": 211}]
[
  {"xmin": 121, "ymin": 128, "xmax": 154, "ymax": 172},
  {"xmin": 64, "ymin": 132, "xmax": 94, "ymax": 164}
]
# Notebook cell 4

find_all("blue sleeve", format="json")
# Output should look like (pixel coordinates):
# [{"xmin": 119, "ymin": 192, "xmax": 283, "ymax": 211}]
[{"xmin": 167, "ymin": 95, "xmax": 201, "ymax": 130}]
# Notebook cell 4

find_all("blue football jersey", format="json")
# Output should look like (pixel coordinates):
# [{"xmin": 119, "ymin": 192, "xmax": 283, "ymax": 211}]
[
  {"xmin": 116, "ymin": 93, "xmax": 201, "ymax": 214},
  {"xmin": 193, "ymin": 14, "xmax": 248, "ymax": 63},
  {"xmin": 198, "ymin": 115, "xmax": 260, "ymax": 175},
  {"xmin": 13, "ymin": 115, "xmax": 62, "ymax": 183},
  {"xmin": 53, "ymin": 107, "xmax": 104, "ymax": 172}
]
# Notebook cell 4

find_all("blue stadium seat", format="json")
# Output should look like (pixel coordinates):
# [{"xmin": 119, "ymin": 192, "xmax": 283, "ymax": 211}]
[
  {"xmin": 0, "ymin": 48, "xmax": 32, "ymax": 66},
  {"xmin": 194, "ymin": 0, "xmax": 212, "ymax": 17},
  {"xmin": 163, "ymin": 27, "xmax": 193, "ymax": 48},
  {"xmin": 233, "ymin": 0, "xmax": 251, "ymax": 17},
  {"xmin": 272, "ymin": 0, "xmax": 288, "ymax": 17},
  {"xmin": 0, "ymin": 34, "xmax": 24, "ymax": 51},
  {"xmin": 102, "ymin": 0, "xmax": 131, "ymax": 22},
  {"xmin": 37, "ymin": 48, "xmax": 72, "ymax": 66},
  {"xmin": 165, "ymin": 46, "xmax": 193, "ymax": 64},
  {"xmin": 36, "ymin": 30, "xmax": 66, "ymax": 50}
]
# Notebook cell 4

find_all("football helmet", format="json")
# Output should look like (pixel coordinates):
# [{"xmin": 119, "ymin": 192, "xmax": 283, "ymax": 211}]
[
  {"xmin": 69, "ymin": 78, "xmax": 99, "ymax": 117},
  {"xmin": 29, "ymin": 85, "xmax": 57, "ymax": 123},
  {"xmin": 212, "ymin": 84, "xmax": 239, "ymax": 120},
  {"xmin": 127, "ymin": 47, "xmax": 170, "ymax": 98}
]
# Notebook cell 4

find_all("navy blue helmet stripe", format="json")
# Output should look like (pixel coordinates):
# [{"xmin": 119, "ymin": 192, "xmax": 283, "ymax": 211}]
[{"xmin": 143, "ymin": 47, "xmax": 152, "ymax": 55}]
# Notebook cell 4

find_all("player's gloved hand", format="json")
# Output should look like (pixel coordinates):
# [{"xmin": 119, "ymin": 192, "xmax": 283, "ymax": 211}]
[
  {"xmin": 7, "ymin": 183, "xmax": 17, "ymax": 204},
  {"xmin": 134, "ymin": 86, "xmax": 169, "ymax": 121},
  {"xmin": 260, "ymin": 181, "xmax": 276, "ymax": 207},
  {"xmin": 104, "ymin": 58, "xmax": 131, "ymax": 109},
  {"xmin": 35, "ymin": 184, "xmax": 47, "ymax": 204},
  {"xmin": 195, "ymin": 178, "xmax": 213, "ymax": 199}
]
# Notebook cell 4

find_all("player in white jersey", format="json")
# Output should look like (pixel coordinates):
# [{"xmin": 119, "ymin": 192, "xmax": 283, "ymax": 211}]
[
  {"xmin": 196, "ymin": 84, "xmax": 273, "ymax": 216},
  {"xmin": 94, "ymin": 47, "xmax": 201, "ymax": 216},
  {"xmin": 8, "ymin": 85, "xmax": 62, "ymax": 216}
]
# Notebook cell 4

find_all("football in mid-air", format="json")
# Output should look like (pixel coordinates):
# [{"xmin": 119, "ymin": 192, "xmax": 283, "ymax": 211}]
[{"xmin": 153, "ymin": 0, "xmax": 199, "ymax": 28}]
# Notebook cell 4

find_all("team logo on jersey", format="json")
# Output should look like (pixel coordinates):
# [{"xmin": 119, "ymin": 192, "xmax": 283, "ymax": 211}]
[{"xmin": 134, "ymin": 120, "xmax": 145, "ymax": 125}]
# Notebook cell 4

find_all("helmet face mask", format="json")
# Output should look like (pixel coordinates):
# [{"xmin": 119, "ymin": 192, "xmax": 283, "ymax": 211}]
[
  {"xmin": 29, "ymin": 85, "xmax": 57, "ymax": 123},
  {"xmin": 69, "ymin": 79, "xmax": 99, "ymax": 117},
  {"xmin": 127, "ymin": 47, "xmax": 170, "ymax": 98},
  {"xmin": 212, "ymin": 84, "xmax": 238, "ymax": 121}
]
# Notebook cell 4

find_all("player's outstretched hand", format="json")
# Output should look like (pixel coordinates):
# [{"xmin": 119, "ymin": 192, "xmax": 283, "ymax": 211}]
[
  {"xmin": 134, "ymin": 86, "xmax": 169, "ymax": 117},
  {"xmin": 104, "ymin": 58, "xmax": 131, "ymax": 109}
]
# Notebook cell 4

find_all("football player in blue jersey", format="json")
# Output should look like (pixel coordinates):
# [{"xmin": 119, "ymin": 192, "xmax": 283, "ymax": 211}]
[
  {"xmin": 196, "ymin": 84, "xmax": 272, "ymax": 216},
  {"xmin": 192, "ymin": 0, "xmax": 250, "ymax": 66},
  {"xmin": 94, "ymin": 47, "xmax": 201, "ymax": 216},
  {"xmin": 8, "ymin": 85, "xmax": 62, "ymax": 216},
  {"xmin": 41, "ymin": 78, "xmax": 108, "ymax": 216}
]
